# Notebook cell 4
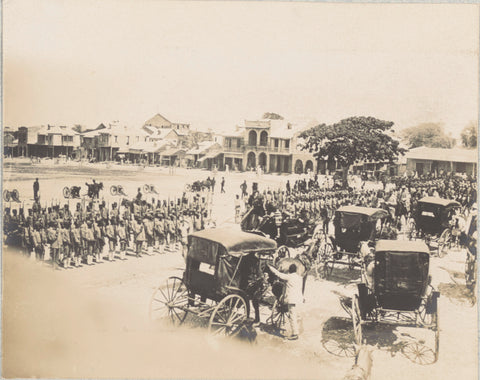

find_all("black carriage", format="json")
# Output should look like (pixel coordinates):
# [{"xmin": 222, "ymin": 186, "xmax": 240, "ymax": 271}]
[
  {"xmin": 351, "ymin": 240, "xmax": 440, "ymax": 365},
  {"xmin": 408, "ymin": 196, "xmax": 460, "ymax": 257},
  {"xmin": 321, "ymin": 206, "xmax": 389, "ymax": 276},
  {"xmin": 241, "ymin": 209, "xmax": 311, "ymax": 260},
  {"xmin": 149, "ymin": 228, "xmax": 277, "ymax": 336}
]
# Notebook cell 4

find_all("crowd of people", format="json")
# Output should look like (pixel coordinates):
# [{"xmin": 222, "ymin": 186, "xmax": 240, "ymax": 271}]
[
  {"xmin": 3, "ymin": 184, "xmax": 215, "ymax": 269},
  {"xmin": 237, "ymin": 172, "xmax": 477, "ymax": 237}
]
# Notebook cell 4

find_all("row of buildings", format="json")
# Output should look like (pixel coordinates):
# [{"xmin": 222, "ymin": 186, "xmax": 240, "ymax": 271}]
[{"xmin": 3, "ymin": 113, "xmax": 477, "ymax": 176}]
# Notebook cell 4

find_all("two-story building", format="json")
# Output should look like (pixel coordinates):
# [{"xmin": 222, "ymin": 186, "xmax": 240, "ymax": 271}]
[
  {"xmin": 221, "ymin": 119, "xmax": 317, "ymax": 174},
  {"xmin": 16, "ymin": 125, "xmax": 81, "ymax": 158}
]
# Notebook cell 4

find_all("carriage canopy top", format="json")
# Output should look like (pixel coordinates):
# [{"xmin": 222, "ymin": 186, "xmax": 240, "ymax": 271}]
[
  {"xmin": 188, "ymin": 228, "xmax": 277, "ymax": 264},
  {"xmin": 375, "ymin": 239, "xmax": 430, "ymax": 254},
  {"xmin": 335, "ymin": 206, "xmax": 389, "ymax": 226},
  {"xmin": 418, "ymin": 197, "xmax": 461, "ymax": 208}
]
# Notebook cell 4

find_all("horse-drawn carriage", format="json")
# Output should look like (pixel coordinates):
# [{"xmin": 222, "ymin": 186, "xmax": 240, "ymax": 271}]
[
  {"xmin": 149, "ymin": 228, "xmax": 277, "ymax": 336},
  {"xmin": 319, "ymin": 206, "xmax": 389, "ymax": 277},
  {"xmin": 349, "ymin": 239, "xmax": 440, "ymax": 365},
  {"xmin": 150, "ymin": 227, "xmax": 315, "ymax": 337},
  {"xmin": 407, "ymin": 197, "xmax": 460, "ymax": 257}
]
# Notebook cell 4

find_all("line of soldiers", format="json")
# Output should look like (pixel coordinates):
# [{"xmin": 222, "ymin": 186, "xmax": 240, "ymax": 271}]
[
  {"xmin": 3, "ymin": 189, "xmax": 215, "ymax": 269},
  {"xmin": 238, "ymin": 174, "xmax": 477, "ymax": 235}
]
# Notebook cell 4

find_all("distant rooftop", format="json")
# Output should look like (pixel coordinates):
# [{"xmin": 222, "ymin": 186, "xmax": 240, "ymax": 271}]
[{"xmin": 406, "ymin": 146, "xmax": 477, "ymax": 163}]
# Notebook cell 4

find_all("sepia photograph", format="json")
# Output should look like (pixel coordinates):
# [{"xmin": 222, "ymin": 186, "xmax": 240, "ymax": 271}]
[{"xmin": 2, "ymin": 1, "xmax": 479, "ymax": 379}]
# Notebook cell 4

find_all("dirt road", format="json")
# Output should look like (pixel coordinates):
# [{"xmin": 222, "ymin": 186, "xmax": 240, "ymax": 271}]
[{"xmin": 2, "ymin": 161, "xmax": 477, "ymax": 379}]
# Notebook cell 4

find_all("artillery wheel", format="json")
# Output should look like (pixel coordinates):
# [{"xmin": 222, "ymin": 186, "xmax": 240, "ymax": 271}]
[
  {"xmin": 3, "ymin": 190, "xmax": 10, "ymax": 202},
  {"xmin": 351, "ymin": 295, "xmax": 362, "ymax": 345},
  {"xmin": 437, "ymin": 229, "xmax": 451, "ymax": 258},
  {"xmin": 149, "ymin": 276, "xmax": 189, "ymax": 325},
  {"xmin": 12, "ymin": 189, "xmax": 20, "ymax": 202},
  {"xmin": 118, "ymin": 185, "xmax": 126, "ymax": 196},
  {"xmin": 270, "ymin": 299, "xmax": 289, "ymax": 335},
  {"xmin": 401, "ymin": 342, "xmax": 436, "ymax": 365},
  {"xmin": 208, "ymin": 294, "xmax": 248, "ymax": 337},
  {"xmin": 63, "ymin": 187, "xmax": 71, "ymax": 199},
  {"xmin": 110, "ymin": 185, "xmax": 118, "ymax": 196},
  {"xmin": 184, "ymin": 184, "xmax": 192, "ymax": 192},
  {"xmin": 143, "ymin": 184, "xmax": 150, "ymax": 193}
]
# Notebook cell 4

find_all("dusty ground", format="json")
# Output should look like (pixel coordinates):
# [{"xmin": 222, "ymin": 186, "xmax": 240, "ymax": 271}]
[{"xmin": 2, "ymin": 160, "xmax": 478, "ymax": 379}]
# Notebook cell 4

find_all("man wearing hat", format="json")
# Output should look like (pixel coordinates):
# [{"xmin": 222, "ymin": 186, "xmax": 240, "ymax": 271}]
[
  {"xmin": 105, "ymin": 219, "xmax": 117, "ymax": 261},
  {"xmin": 132, "ymin": 215, "xmax": 145, "ymax": 257},
  {"xmin": 143, "ymin": 212, "xmax": 155, "ymax": 255},
  {"xmin": 154, "ymin": 212, "xmax": 165, "ymax": 254},
  {"xmin": 71, "ymin": 220, "xmax": 83, "ymax": 266},
  {"xmin": 117, "ymin": 219, "xmax": 127, "ymax": 260}
]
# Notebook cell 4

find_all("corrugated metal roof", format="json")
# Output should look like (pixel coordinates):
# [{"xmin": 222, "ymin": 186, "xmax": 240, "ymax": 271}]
[{"xmin": 406, "ymin": 146, "xmax": 477, "ymax": 163}]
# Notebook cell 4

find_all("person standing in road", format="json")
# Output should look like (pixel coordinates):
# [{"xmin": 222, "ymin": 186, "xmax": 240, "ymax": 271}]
[
  {"xmin": 33, "ymin": 178, "xmax": 40, "ymax": 201},
  {"xmin": 268, "ymin": 263, "xmax": 303, "ymax": 340},
  {"xmin": 221, "ymin": 177, "xmax": 226, "ymax": 193},
  {"xmin": 240, "ymin": 180, "xmax": 248, "ymax": 198}
]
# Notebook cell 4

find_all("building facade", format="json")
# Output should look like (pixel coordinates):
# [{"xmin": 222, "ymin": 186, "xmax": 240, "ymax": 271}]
[
  {"xmin": 221, "ymin": 119, "xmax": 317, "ymax": 174},
  {"xmin": 405, "ymin": 146, "xmax": 477, "ymax": 176}
]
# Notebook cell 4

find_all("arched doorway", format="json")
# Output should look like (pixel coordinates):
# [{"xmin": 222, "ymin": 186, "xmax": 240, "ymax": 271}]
[
  {"xmin": 248, "ymin": 130, "xmax": 257, "ymax": 146},
  {"xmin": 305, "ymin": 160, "xmax": 313, "ymax": 173},
  {"xmin": 294, "ymin": 159, "xmax": 303, "ymax": 174},
  {"xmin": 247, "ymin": 151, "xmax": 256, "ymax": 169},
  {"xmin": 258, "ymin": 152, "xmax": 267, "ymax": 169},
  {"xmin": 259, "ymin": 131, "xmax": 268, "ymax": 146}
]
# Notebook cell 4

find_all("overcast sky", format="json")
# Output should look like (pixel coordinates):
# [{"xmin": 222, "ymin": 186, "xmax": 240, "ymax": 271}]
[{"xmin": 3, "ymin": 1, "xmax": 479, "ymax": 137}]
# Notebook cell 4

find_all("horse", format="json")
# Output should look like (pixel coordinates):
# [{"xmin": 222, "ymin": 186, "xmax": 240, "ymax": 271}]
[{"xmin": 272, "ymin": 235, "xmax": 320, "ymax": 296}]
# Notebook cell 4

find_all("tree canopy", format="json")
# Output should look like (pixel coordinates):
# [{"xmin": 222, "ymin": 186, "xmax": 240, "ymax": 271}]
[
  {"xmin": 400, "ymin": 122, "xmax": 455, "ymax": 149},
  {"xmin": 460, "ymin": 121, "xmax": 477, "ymax": 149},
  {"xmin": 299, "ymin": 116, "xmax": 406, "ymax": 170},
  {"xmin": 262, "ymin": 112, "xmax": 284, "ymax": 120}
]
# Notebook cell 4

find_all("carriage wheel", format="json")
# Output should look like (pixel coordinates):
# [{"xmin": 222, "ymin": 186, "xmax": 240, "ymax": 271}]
[
  {"xmin": 149, "ymin": 276, "xmax": 189, "ymax": 325},
  {"xmin": 63, "ymin": 187, "xmax": 71, "ymax": 199},
  {"xmin": 143, "ymin": 184, "xmax": 150, "ymax": 193},
  {"xmin": 3, "ymin": 190, "xmax": 10, "ymax": 202},
  {"xmin": 401, "ymin": 342, "xmax": 436, "ymax": 365},
  {"xmin": 110, "ymin": 185, "xmax": 118, "ymax": 196},
  {"xmin": 351, "ymin": 295, "xmax": 362, "ymax": 345},
  {"xmin": 12, "ymin": 189, "xmax": 19, "ymax": 202},
  {"xmin": 417, "ymin": 301, "xmax": 433, "ymax": 327},
  {"xmin": 432, "ymin": 302, "xmax": 440, "ymax": 363},
  {"xmin": 276, "ymin": 246, "xmax": 290, "ymax": 261},
  {"xmin": 465, "ymin": 256, "xmax": 477, "ymax": 292},
  {"xmin": 208, "ymin": 294, "xmax": 248, "ymax": 337},
  {"xmin": 270, "ymin": 299, "xmax": 289, "ymax": 335},
  {"xmin": 437, "ymin": 229, "xmax": 451, "ymax": 258},
  {"xmin": 322, "ymin": 243, "xmax": 335, "ymax": 279},
  {"xmin": 322, "ymin": 339, "xmax": 356, "ymax": 357}
]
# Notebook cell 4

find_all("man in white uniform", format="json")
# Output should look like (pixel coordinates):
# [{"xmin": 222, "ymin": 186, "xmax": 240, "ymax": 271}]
[{"xmin": 268, "ymin": 263, "xmax": 303, "ymax": 340}]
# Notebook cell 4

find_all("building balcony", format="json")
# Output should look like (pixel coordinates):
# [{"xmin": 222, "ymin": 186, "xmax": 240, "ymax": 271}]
[{"xmin": 223, "ymin": 146, "xmax": 245, "ymax": 153}]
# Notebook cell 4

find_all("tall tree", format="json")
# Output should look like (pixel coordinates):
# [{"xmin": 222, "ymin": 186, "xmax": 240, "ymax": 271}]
[
  {"xmin": 400, "ymin": 122, "xmax": 456, "ymax": 148},
  {"xmin": 299, "ymin": 116, "xmax": 405, "ymax": 187},
  {"xmin": 460, "ymin": 121, "xmax": 477, "ymax": 148},
  {"xmin": 262, "ymin": 112, "xmax": 284, "ymax": 120}
]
